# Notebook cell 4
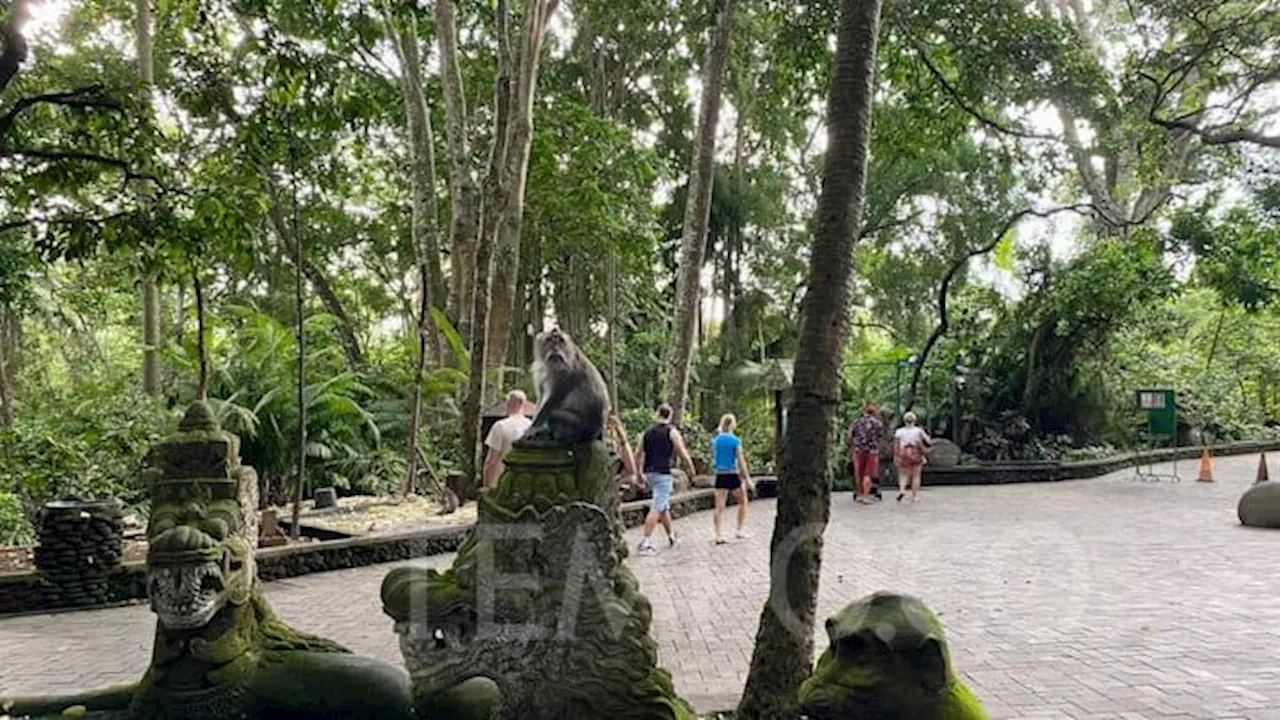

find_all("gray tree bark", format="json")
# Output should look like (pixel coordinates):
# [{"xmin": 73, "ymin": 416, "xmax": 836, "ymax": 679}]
[
  {"xmin": 460, "ymin": 0, "xmax": 515, "ymax": 494},
  {"xmin": 736, "ymin": 0, "xmax": 882, "ymax": 715},
  {"xmin": 385, "ymin": 5, "xmax": 444, "ymax": 367},
  {"xmin": 484, "ymin": 0, "xmax": 561, "ymax": 370},
  {"xmin": 0, "ymin": 311, "xmax": 13, "ymax": 427},
  {"xmin": 135, "ymin": 0, "xmax": 161, "ymax": 396},
  {"xmin": 664, "ymin": 0, "xmax": 736, "ymax": 425},
  {"xmin": 436, "ymin": 0, "xmax": 480, "ymax": 337}
]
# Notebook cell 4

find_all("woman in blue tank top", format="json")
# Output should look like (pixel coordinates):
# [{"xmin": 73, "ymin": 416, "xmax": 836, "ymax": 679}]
[{"xmin": 711, "ymin": 413, "xmax": 752, "ymax": 544}]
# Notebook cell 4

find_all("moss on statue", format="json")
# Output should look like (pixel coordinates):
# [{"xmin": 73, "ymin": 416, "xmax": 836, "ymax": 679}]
[
  {"xmin": 798, "ymin": 592, "xmax": 988, "ymax": 720},
  {"xmin": 382, "ymin": 438, "xmax": 693, "ymax": 720},
  {"xmin": 1, "ymin": 403, "xmax": 415, "ymax": 720}
]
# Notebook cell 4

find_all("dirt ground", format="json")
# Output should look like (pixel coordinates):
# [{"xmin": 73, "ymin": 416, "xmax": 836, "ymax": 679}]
[{"xmin": 283, "ymin": 494, "xmax": 478, "ymax": 536}]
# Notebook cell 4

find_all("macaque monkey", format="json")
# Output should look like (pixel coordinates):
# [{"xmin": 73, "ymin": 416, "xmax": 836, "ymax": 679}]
[{"xmin": 528, "ymin": 328, "xmax": 610, "ymax": 444}]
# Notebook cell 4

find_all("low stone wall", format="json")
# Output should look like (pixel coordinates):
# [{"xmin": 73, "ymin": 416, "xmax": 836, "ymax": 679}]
[
  {"xmin": 0, "ymin": 563, "xmax": 147, "ymax": 616},
  {"xmin": 922, "ymin": 439, "xmax": 1280, "ymax": 485},
  {"xmin": 0, "ymin": 490, "xmax": 750, "ymax": 616},
  {"xmin": 255, "ymin": 525, "xmax": 467, "ymax": 581}
]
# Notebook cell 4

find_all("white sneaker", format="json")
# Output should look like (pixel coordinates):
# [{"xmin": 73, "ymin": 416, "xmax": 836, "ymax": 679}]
[
  {"xmin": 735, "ymin": 530, "xmax": 752, "ymax": 540},
  {"xmin": 637, "ymin": 542, "xmax": 658, "ymax": 557},
  {"xmin": 668, "ymin": 534, "xmax": 680, "ymax": 549}
]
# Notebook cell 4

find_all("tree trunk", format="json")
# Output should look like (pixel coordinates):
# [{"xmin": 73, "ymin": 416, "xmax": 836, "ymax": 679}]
[
  {"xmin": 527, "ymin": 226, "xmax": 542, "ymax": 362},
  {"xmin": 289, "ymin": 139, "xmax": 307, "ymax": 542},
  {"xmin": 0, "ymin": 311, "xmax": 13, "ymax": 427},
  {"xmin": 301, "ymin": 259, "xmax": 363, "ymax": 370},
  {"xmin": 193, "ymin": 266, "xmax": 209, "ymax": 402},
  {"xmin": 1039, "ymin": 0, "xmax": 1193, "ymax": 233},
  {"xmin": 511, "ymin": 241, "xmax": 529, "ymax": 367},
  {"xmin": 664, "ymin": 0, "xmax": 736, "ymax": 425},
  {"xmin": 607, "ymin": 250, "xmax": 620, "ymax": 411},
  {"xmin": 436, "ymin": 0, "xmax": 480, "ymax": 337},
  {"xmin": 385, "ymin": 5, "xmax": 445, "ymax": 367},
  {"xmin": 484, "ymin": 0, "xmax": 561, "ymax": 371},
  {"xmin": 173, "ymin": 283, "xmax": 186, "ymax": 350},
  {"xmin": 405, "ymin": 261, "xmax": 430, "ymax": 496},
  {"xmin": 142, "ymin": 280, "xmax": 161, "ymax": 394},
  {"xmin": 736, "ymin": 0, "xmax": 882, "ymax": 716},
  {"xmin": 384, "ymin": 4, "xmax": 443, "ymax": 498},
  {"xmin": 2, "ymin": 308, "xmax": 19, "ymax": 381},
  {"xmin": 460, "ymin": 0, "xmax": 515, "ymax": 494},
  {"xmin": 1023, "ymin": 319, "xmax": 1046, "ymax": 412},
  {"xmin": 135, "ymin": 0, "xmax": 161, "ymax": 397},
  {"xmin": 1205, "ymin": 308, "xmax": 1225, "ymax": 372}
]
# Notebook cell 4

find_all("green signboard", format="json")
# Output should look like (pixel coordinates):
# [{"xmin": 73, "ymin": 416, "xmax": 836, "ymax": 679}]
[{"xmin": 1136, "ymin": 389, "xmax": 1176, "ymax": 441}]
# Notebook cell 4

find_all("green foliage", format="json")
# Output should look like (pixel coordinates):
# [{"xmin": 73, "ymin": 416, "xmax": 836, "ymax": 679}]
[
  {"xmin": 0, "ymin": 491, "xmax": 33, "ymax": 546},
  {"xmin": 0, "ymin": 383, "xmax": 174, "ymax": 522},
  {"xmin": 3, "ymin": 0, "xmax": 1279, "ymax": 526},
  {"xmin": 1112, "ymin": 288, "xmax": 1280, "ymax": 442},
  {"xmin": 169, "ymin": 306, "xmax": 397, "ymax": 498},
  {"xmin": 1172, "ymin": 196, "xmax": 1280, "ymax": 312},
  {"xmin": 973, "ymin": 230, "xmax": 1178, "ymax": 442}
]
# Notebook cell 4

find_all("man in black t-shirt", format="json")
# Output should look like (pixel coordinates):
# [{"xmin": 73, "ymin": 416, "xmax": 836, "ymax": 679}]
[{"xmin": 629, "ymin": 404, "xmax": 696, "ymax": 556}]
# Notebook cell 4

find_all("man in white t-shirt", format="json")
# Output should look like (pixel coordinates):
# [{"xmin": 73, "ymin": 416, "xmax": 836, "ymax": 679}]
[{"xmin": 482, "ymin": 390, "xmax": 533, "ymax": 491}]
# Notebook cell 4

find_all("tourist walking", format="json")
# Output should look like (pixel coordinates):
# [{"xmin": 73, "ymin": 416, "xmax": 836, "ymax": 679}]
[
  {"xmin": 481, "ymin": 390, "xmax": 532, "ymax": 491},
  {"xmin": 711, "ymin": 413, "xmax": 753, "ymax": 544},
  {"xmin": 849, "ymin": 403, "xmax": 885, "ymax": 505},
  {"xmin": 627, "ymin": 405, "xmax": 697, "ymax": 556},
  {"xmin": 893, "ymin": 411, "xmax": 932, "ymax": 503}
]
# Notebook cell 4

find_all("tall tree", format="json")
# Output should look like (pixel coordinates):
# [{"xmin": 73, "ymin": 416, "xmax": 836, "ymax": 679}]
[
  {"xmin": 135, "ymin": 0, "xmax": 161, "ymax": 396},
  {"xmin": 0, "ymin": 329, "xmax": 11, "ymax": 426},
  {"xmin": 436, "ymin": 0, "xmax": 480, "ymax": 336},
  {"xmin": 664, "ymin": 0, "xmax": 736, "ymax": 425},
  {"xmin": 384, "ymin": 5, "xmax": 444, "ymax": 493},
  {"xmin": 737, "ymin": 0, "xmax": 882, "ymax": 715},
  {"xmin": 483, "ymin": 0, "xmax": 561, "ymax": 370},
  {"xmin": 459, "ymin": 0, "xmax": 515, "ymax": 492},
  {"xmin": 460, "ymin": 0, "xmax": 560, "ymax": 489},
  {"xmin": 288, "ymin": 132, "xmax": 307, "ymax": 541}
]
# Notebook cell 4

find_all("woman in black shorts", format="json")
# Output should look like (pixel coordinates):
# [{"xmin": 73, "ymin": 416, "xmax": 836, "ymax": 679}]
[{"xmin": 710, "ymin": 414, "xmax": 752, "ymax": 544}]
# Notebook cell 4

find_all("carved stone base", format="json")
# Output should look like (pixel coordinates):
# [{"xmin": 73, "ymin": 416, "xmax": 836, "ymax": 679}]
[{"xmin": 382, "ymin": 440, "xmax": 693, "ymax": 720}]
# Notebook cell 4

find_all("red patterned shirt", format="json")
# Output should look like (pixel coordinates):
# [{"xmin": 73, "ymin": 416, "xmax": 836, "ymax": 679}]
[{"xmin": 849, "ymin": 415, "xmax": 884, "ymax": 454}]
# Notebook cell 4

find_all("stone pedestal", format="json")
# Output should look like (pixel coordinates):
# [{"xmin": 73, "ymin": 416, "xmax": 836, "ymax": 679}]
[{"xmin": 382, "ymin": 439, "xmax": 693, "ymax": 720}]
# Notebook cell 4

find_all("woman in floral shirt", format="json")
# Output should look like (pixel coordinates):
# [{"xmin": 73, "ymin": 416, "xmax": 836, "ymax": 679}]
[{"xmin": 848, "ymin": 404, "xmax": 885, "ymax": 505}]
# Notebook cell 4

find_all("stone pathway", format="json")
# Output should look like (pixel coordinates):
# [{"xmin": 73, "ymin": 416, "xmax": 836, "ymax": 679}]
[{"xmin": 3, "ymin": 454, "xmax": 1279, "ymax": 718}]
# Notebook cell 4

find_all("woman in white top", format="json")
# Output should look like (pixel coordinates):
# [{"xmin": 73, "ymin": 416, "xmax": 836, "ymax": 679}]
[{"xmin": 893, "ymin": 411, "xmax": 931, "ymax": 503}]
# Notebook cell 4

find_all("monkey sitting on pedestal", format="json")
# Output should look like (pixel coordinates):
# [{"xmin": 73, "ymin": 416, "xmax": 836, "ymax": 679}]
[{"xmin": 525, "ymin": 328, "xmax": 610, "ymax": 444}]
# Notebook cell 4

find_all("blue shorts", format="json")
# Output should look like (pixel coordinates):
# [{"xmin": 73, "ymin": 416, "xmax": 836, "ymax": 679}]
[{"xmin": 646, "ymin": 473, "xmax": 674, "ymax": 513}]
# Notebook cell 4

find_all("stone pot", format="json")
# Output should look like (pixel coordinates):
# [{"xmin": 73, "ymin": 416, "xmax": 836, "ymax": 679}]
[
  {"xmin": 313, "ymin": 487, "xmax": 338, "ymax": 510},
  {"xmin": 33, "ymin": 499, "xmax": 124, "ymax": 607}
]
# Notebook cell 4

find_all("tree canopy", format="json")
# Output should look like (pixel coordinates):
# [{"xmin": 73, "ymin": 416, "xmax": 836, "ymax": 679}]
[{"xmin": 0, "ymin": 0, "xmax": 1277, "ymax": 528}]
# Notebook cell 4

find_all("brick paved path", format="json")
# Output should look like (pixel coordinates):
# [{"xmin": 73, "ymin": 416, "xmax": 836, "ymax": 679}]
[{"xmin": 3, "ymin": 454, "xmax": 1279, "ymax": 718}]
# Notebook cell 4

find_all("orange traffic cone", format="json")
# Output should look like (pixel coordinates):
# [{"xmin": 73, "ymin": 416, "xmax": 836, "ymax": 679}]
[
  {"xmin": 1257, "ymin": 453, "xmax": 1270, "ymax": 484},
  {"xmin": 1197, "ymin": 448, "xmax": 1214, "ymax": 482}
]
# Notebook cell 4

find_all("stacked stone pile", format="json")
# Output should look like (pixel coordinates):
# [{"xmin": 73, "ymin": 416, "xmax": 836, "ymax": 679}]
[{"xmin": 33, "ymin": 499, "xmax": 124, "ymax": 607}]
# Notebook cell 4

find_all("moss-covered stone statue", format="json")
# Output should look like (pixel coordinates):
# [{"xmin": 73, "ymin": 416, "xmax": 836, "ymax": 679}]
[
  {"xmin": 1, "ymin": 403, "xmax": 414, "ymax": 719},
  {"xmin": 798, "ymin": 592, "xmax": 987, "ymax": 720},
  {"xmin": 381, "ymin": 433, "xmax": 693, "ymax": 719}
]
